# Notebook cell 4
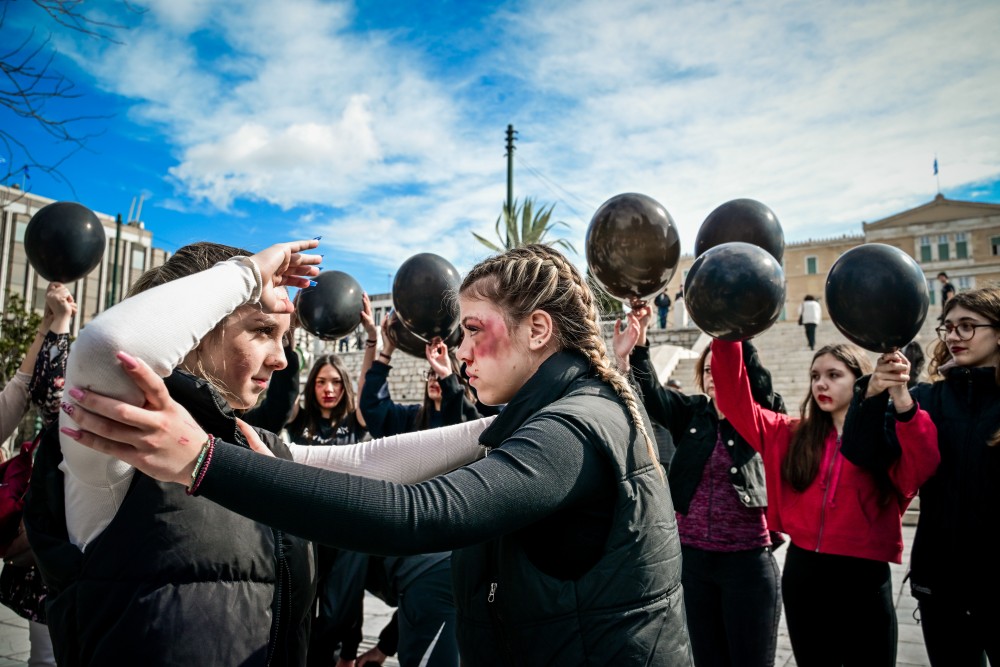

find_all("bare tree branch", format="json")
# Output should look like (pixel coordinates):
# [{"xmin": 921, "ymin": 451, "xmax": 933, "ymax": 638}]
[{"xmin": 0, "ymin": 0, "xmax": 143, "ymax": 189}]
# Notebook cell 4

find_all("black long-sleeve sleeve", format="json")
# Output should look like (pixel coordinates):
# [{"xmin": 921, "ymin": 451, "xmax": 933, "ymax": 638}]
[
  {"xmin": 439, "ymin": 374, "xmax": 481, "ymax": 426},
  {"xmin": 840, "ymin": 375, "xmax": 908, "ymax": 471},
  {"xmin": 629, "ymin": 345, "xmax": 700, "ymax": 442},
  {"xmin": 359, "ymin": 362, "xmax": 419, "ymax": 437},
  {"xmin": 242, "ymin": 343, "xmax": 300, "ymax": 433},
  {"xmin": 198, "ymin": 410, "xmax": 609, "ymax": 557},
  {"xmin": 376, "ymin": 611, "xmax": 400, "ymax": 656}
]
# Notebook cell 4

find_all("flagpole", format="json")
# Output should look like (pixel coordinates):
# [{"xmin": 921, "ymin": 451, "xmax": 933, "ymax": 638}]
[{"xmin": 933, "ymin": 155, "xmax": 940, "ymax": 195}]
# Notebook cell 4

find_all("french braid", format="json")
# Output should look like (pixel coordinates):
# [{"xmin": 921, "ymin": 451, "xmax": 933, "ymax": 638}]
[{"xmin": 461, "ymin": 244, "xmax": 664, "ymax": 480}]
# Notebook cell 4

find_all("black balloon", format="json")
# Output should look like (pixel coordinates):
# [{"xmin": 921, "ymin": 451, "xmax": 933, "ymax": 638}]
[
  {"xmin": 586, "ymin": 193, "xmax": 681, "ymax": 301},
  {"xmin": 387, "ymin": 311, "xmax": 462, "ymax": 359},
  {"xmin": 392, "ymin": 253, "xmax": 461, "ymax": 340},
  {"xmin": 695, "ymin": 198, "xmax": 784, "ymax": 262},
  {"xmin": 684, "ymin": 242, "xmax": 786, "ymax": 341},
  {"xmin": 297, "ymin": 271, "xmax": 364, "ymax": 340},
  {"xmin": 24, "ymin": 201, "xmax": 106, "ymax": 282},
  {"xmin": 825, "ymin": 244, "xmax": 929, "ymax": 353}
]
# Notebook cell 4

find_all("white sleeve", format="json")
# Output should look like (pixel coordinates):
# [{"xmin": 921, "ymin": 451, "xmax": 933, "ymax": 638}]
[
  {"xmin": 289, "ymin": 416, "xmax": 494, "ymax": 483},
  {"xmin": 0, "ymin": 371, "xmax": 30, "ymax": 445},
  {"xmin": 60, "ymin": 257, "xmax": 263, "ymax": 549}
]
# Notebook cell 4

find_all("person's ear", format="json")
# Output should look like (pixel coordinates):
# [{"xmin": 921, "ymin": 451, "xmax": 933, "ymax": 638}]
[{"xmin": 526, "ymin": 309, "xmax": 554, "ymax": 351}]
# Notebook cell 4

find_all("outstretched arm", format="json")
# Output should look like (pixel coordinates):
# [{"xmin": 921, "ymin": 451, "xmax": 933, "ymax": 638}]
[{"xmin": 61, "ymin": 355, "xmax": 606, "ymax": 555}]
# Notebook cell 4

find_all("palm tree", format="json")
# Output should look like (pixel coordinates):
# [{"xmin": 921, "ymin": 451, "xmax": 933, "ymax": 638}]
[{"xmin": 473, "ymin": 197, "xmax": 576, "ymax": 253}]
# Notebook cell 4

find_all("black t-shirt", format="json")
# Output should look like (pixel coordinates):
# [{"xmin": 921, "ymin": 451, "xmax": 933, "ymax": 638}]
[
  {"xmin": 286, "ymin": 410, "xmax": 366, "ymax": 447},
  {"xmin": 941, "ymin": 281, "xmax": 956, "ymax": 305}
]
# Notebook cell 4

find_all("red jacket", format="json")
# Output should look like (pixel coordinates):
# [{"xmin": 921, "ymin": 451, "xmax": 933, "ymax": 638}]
[{"xmin": 711, "ymin": 340, "xmax": 940, "ymax": 564}]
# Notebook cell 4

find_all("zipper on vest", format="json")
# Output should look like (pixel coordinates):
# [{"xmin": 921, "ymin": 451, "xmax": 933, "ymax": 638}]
[
  {"xmin": 488, "ymin": 582, "xmax": 497, "ymax": 602},
  {"xmin": 815, "ymin": 436, "xmax": 841, "ymax": 552},
  {"xmin": 266, "ymin": 530, "xmax": 288, "ymax": 667}
]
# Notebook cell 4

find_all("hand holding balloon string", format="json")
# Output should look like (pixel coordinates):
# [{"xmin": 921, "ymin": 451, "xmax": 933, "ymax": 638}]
[
  {"xmin": 612, "ymin": 303, "xmax": 651, "ymax": 372},
  {"xmin": 425, "ymin": 338, "xmax": 452, "ymax": 379},
  {"xmin": 44, "ymin": 282, "xmax": 77, "ymax": 333},
  {"xmin": 360, "ymin": 293, "xmax": 378, "ymax": 342},
  {"xmin": 865, "ymin": 350, "xmax": 914, "ymax": 412}
]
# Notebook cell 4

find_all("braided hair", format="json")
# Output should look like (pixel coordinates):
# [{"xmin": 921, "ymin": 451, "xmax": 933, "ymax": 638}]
[{"xmin": 460, "ymin": 244, "xmax": 663, "ymax": 480}]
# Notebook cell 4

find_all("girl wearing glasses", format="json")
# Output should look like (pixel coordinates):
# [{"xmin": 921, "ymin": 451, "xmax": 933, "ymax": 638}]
[
  {"xmin": 842, "ymin": 286, "xmax": 1000, "ymax": 666},
  {"xmin": 709, "ymin": 337, "xmax": 940, "ymax": 667}
]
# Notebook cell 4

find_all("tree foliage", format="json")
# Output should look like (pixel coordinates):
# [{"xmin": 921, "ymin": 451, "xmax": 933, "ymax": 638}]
[
  {"xmin": 473, "ymin": 197, "xmax": 577, "ymax": 254},
  {"xmin": 0, "ymin": 292, "xmax": 42, "ymax": 386}
]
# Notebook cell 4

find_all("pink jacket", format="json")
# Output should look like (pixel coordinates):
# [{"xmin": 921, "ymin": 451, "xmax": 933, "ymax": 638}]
[{"xmin": 711, "ymin": 340, "xmax": 940, "ymax": 564}]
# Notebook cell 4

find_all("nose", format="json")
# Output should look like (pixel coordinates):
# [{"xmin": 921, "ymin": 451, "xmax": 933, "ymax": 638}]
[
  {"xmin": 457, "ymin": 334, "xmax": 472, "ymax": 365},
  {"xmin": 269, "ymin": 342, "xmax": 288, "ymax": 371}
]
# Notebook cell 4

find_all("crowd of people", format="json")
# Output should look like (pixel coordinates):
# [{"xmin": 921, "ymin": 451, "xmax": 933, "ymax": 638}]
[{"xmin": 0, "ymin": 237, "xmax": 996, "ymax": 667}]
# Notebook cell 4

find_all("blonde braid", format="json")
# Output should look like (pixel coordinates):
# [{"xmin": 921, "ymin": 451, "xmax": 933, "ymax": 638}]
[
  {"xmin": 461, "ymin": 244, "xmax": 664, "ymax": 482},
  {"xmin": 539, "ymin": 249, "xmax": 664, "ymax": 481}
]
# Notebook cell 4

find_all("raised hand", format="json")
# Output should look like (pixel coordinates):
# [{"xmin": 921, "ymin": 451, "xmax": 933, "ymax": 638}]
[
  {"xmin": 60, "ymin": 352, "xmax": 210, "ymax": 485},
  {"xmin": 426, "ymin": 337, "xmax": 452, "ymax": 378},
  {"xmin": 248, "ymin": 240, "xmax": 321, "ymax": 314},
  {"xmin": 866, "ymin": 350, "xmax": 914, "ymax": 411},
  {"xmin": 44, "ymin": 282, "xmax": 76, "ymax": 333},
  {"xmin": 360, "ymin": 293, "xmax": 378, "ymax": 340}
]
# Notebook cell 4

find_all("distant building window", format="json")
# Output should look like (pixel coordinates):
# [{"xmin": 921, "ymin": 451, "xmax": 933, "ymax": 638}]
[
  {"xmin": 955, "ymin": 232, "xmax": 968, "ymax": 259},
  {"xmin": 938, "ymin": 234, "xmax": 950, "ymax": 261},
  {"xmin": 957, "ymin": 276, "xmax": 974, "ymax": 290},
  {"xmin": 992, "ymin": 236, "xmax": 1000, "ymax": 256},
  {"xmin": 131, "ymin": 248, "xmax": 146, "ymax": 270},
  {"xmin": 919, "ymin": 236, "xmax": 932, "ymax": 262},
  {"xmin": 806, "ymin": 256, "xmax": 818, "ymax": 275},
  {"xmin": 927, "ymin": 279, "xmax": 936, "ymax": 305},
  {"xmin": 14, "ymin": 221, "xmax": 27, "ymax": 243}
]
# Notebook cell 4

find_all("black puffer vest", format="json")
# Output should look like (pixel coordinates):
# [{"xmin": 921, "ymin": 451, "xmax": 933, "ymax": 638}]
[
  {"xmin": 907, "ymin": 367, "xmax": 1000, "ymax": 608},
  {"xmin": 450, "ymin": 352, "xmax": 692, "ymax": 666},
  {"xmin": 24, "ymin": 370, "xmax": 316, "ymax": 666}
]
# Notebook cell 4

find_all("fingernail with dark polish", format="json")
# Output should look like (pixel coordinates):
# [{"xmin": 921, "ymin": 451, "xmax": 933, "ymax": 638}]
[
  {"xmin": 312, "ymin": 236, "xmax": 322, "ymax": 241},
  {"xmin": 69, "ymin": 387, "xmax": 85, "ymax": 400},
  {"xmin": 309, "ymin": 280, "xmax": 318, "ymax": 287},
  {"xmin": 61, "ymin": 401, "xmax": 75, "ymax": 416},
  {"xmin": 60, "ymin": 427, "xmax": 82, "ymax": 439}
]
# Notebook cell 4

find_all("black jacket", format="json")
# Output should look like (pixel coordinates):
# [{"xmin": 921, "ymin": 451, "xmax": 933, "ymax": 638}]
[
  {"xmin": 450, "ymin": 352, "xmax": 691, "ymax": 666},
  {"xmin": 24, "ymin": 370, "xmax": 316, "ymax": 666},
  {"xmin": 630, "ymin": 342, "xmax": 781, "ymax": 514},
  {"xmin": 842, "ymin": 366, "xmax": 1000, "ymax": 608}
]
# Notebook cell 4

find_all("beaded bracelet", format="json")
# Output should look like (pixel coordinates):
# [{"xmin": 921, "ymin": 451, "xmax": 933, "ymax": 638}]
[
  {"xmin": 365, "ymin": 339, "xmax": 377, "ymax": 348},
  {"xmin": 186, "ymin": 434, "xmax": 216, "ymax": 496}
]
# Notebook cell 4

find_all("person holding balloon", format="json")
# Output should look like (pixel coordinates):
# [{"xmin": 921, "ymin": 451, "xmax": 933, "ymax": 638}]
[
  {"xmin": 56, "ymin": 243, "xmax": 692, "ymax": 665},
  {"xmin": 709, "ymin": 336, "xmax": 939, "ymax": 666},
  {"xmin": 24, "ymin": 240, "xmax": 491, "ymax": 666},
  {"xmin": 614, "ymin": 303, "xmax": 782, "ymax": 667},
  {"xmin": 841, "ymin": 286, "xmax": 1000, "ymax": 666},
  {"xmin": 360, "ymin": 312, "xmax": 478, "ymax": 437}
]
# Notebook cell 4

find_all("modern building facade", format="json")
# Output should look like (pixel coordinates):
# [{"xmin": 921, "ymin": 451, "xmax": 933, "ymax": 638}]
[{"xmin": 0, "ymin": 184, "xmax": 170, "ymax": 336}]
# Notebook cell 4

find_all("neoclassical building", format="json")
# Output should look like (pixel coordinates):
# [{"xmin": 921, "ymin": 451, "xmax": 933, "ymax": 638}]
[{"xmin": 662, "ymin": 194, "xmax": 1000, "ymax": 320}]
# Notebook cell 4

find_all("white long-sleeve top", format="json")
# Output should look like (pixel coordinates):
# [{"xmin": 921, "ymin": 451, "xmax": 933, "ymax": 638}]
[{"xmin": 60, "ymin": 257, "xmax": 489, "ymax": 550}]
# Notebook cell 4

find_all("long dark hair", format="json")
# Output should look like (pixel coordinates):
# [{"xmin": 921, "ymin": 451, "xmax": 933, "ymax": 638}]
[
  {"xmin": 302, "ymin": 355, "xmax": 356, "ymax": 435},
  {"xmin": 413, "ymin": 350, "xmax": 468, "ymax": 431},
  {"xmin": 782, "ymin": 344, "xmax": 872, "ymax": 491}
]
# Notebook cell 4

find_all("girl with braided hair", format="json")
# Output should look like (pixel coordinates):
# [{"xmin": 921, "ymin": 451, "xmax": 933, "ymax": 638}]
[{"xmin": 60, "ymin": 243, "xmax": 692, "ymax": 666}]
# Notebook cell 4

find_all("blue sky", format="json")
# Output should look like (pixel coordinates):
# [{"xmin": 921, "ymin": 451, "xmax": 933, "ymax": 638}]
[{"xmin": 3, "ymin": 0, "xmax": 999, "ymax": 295}]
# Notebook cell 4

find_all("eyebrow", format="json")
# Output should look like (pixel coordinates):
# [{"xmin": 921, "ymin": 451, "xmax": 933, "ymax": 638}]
[{"xmin": 460, "ymin": 316, "xmax": 483, "ymax": 327}]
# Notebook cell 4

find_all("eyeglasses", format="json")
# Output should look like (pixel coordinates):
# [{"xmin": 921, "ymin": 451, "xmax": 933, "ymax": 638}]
[{"xmin": 935, "ymin": 322, "xmax": 998, "ymax": 342}]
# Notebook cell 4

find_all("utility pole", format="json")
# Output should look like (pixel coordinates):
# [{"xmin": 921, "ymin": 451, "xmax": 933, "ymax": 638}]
[
  {"xmin": 108, "ymin": 213, "xmax": 122, "ymax": 307},
  {"xmin": 505, "ymin": 124, "xmax": 517, "ymax": 219}
]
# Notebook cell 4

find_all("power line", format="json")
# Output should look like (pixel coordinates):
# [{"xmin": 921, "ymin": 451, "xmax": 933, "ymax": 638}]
[{"xmin": 514, "ymin": 154, "xmax": 596, "ymax": 223}]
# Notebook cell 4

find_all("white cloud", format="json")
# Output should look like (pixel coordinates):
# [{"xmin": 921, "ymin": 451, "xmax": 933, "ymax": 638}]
[{"xmin": 65, "ymin": 0, "xmax": 1000, "ymax": 278}]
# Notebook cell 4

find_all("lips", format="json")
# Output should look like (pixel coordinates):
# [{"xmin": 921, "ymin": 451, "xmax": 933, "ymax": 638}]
[
  {"xmin": 252, "ymin": 377, "xmax": 269, "ymax": 389},
  {"xmin": 816, "ymin": 394, "xmax": 832, "ymax": 403},
  {"xmin": 950, "ymin": 346, "xmax": 966, "ymax": 355}
]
